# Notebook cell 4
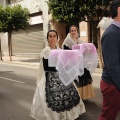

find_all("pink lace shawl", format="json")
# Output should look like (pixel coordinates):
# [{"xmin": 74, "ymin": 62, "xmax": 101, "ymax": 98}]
[
  {"xmin": 48, "ymin": 43, "xmax": 98, "ymax": 86},
  {"xmin": 72, "ymin": 43, "xmax": 98, "ymax": 74},
  {"xmin": 48, "ymin": 49, "xmax": 83, "ymax": 86}
]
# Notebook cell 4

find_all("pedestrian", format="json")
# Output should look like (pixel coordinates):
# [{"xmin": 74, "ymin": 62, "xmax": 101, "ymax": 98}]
[
  {"xmin": 98, "ymin": 0, "xmax": 120, "ymax": 120},
  {"xmin": 62, "ymin": 25, "xmax": 95, "ymax": 100},
  {"xmin": 62, "ymin": 25, "xmax": 82, "ymax": 49},
  {"xmin": 30, "ymin": 30, "xmax": 85, "ymax": 120}
]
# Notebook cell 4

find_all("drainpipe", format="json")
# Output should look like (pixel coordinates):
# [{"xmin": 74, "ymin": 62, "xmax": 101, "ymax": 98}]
[
  {"xmin": 42, "ymin": 0, "xmax": 49, "ymax": 46},
  {"xmin": 1, "ymin": 0, "xmax": 9, "ymax": 57}
]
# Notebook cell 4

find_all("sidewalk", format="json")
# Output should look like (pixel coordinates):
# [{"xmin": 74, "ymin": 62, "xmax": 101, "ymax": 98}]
[
  {"xmin": 0, "ymin": 56, "xmax": 102, "ymax": 74},
  {"xmin": 0, "ymin": 56, "xmax": 40, "ymax": 68}
]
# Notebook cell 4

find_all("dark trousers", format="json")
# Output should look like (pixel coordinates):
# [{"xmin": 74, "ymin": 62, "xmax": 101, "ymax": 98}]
[{"xmin": 98, "ymin": 80, "xmax": 120, "ymax": 120}]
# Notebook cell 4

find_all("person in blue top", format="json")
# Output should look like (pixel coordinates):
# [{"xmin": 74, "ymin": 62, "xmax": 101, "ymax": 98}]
[{"xmin": 98, "ymin": 0, "xmax": 120, "ymax": 120}]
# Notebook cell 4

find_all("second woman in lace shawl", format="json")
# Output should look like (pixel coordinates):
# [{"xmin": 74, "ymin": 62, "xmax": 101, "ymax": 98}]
[{"xmin": 62, "ymin": 25, "xmax": 95, "ymax": 100}]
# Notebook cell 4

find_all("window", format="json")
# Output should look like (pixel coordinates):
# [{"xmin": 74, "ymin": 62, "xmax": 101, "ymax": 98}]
[{"xmin": 6, "ymin": 0, "xmax": 11, "ymax": 5}]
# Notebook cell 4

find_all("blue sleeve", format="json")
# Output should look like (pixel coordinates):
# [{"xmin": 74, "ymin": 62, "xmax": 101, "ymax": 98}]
[{"xmin": 102, "ymin": 32, "xmax": 120, "ymax": 90}]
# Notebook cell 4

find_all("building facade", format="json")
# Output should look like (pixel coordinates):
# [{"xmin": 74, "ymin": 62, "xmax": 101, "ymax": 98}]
[
  {"xmin": 0, "ymin": 0, "xmax": 104, "ymax": 57},
  {"xmin": 1, "ymin": 0, "xmax": 48, "ymax": 57}
]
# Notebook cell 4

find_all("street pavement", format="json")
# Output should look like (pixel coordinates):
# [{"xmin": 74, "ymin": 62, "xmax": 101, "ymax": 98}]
[
  {"xmin": 0, "ymin": 56, "xmax": 40, "ymax": 68},
  {"xmin": 0, "ymin": 56, "xmax": 102, "ymax": 73},
  {"xmin": 0, "ymin": 55, "xmax": 103, "ymax": 120}
]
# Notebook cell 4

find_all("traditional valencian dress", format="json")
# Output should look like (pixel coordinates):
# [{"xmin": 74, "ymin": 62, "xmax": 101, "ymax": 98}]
[
  {"xmin": 30, "ymin": 46, "xmax": 86, "ymax": 120},
  {"xmin": 62, "ymin": 34, "xmax": 96, "ymax": 100}
]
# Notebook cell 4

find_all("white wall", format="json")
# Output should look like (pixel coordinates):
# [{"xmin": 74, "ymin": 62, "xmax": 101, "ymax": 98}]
[
  {"xmin": 0, "ymin": 1, "xmax": 3, "ymax": 5},
  {"xmin": 0, "ymin": 0, "xmax": 9, "ymax": 56},
  {"xmin": 1, "ymin": 33, "xmax": 9, "ymax": 56},
  {"xmin": 12, "ymin": 0, "xmax": 43, "ymax": 14},
  {"xmin": 1, "ymin": 0, "xmax": 49, "ymax": 56},
  {"xmin": 42, "ymin": 0, "xmax": 48, "ymax": 42},
  {"xmin": 12, "ymin": 0, "xmax": 49, "ymax": 41}
]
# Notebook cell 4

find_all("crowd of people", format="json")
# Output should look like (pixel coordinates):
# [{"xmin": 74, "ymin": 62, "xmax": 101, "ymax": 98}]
[{"xmin": 30, "ymin": 0, "xmax": 120, "ymax": 120}]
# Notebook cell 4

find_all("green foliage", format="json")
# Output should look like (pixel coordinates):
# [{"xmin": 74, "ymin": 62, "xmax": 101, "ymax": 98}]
[
  {"xmin": 80, "ymin": 0, "xmax": 112, "ymax": 22},
  {"xmin": 47, "ymin": 0, "xmax": 112, "ymax": 25},
  {"xmin": 47, "ymin": 0, "xmax": 85, "ymax": 24},
  {"xmin": 0, "ymin": 4, "xmax": 30, "ymax": 33}
]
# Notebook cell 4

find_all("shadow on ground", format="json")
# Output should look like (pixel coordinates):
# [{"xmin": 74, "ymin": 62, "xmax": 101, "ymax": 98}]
[
  {"xmin": 76, "ymin": 87, "xmax": 102, "ymax": 120},
  {"xmin": 19, "ymin": 59, "xmax": 40, "ymax": 63}
]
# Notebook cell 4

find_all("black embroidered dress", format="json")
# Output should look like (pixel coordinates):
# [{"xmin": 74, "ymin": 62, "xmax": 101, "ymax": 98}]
[{"xmin": 30, "ymin": 46, "xmax": 85, "ymax": 120}]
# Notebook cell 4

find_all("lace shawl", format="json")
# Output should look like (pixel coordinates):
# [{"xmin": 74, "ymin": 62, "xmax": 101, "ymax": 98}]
[
  {"xmin": 48, "ymin": 43, "xmax": 98, "ymax": 86},
  {"xmin": 72, "ymin": 43, "xmax": 98, "ymax": 74},
  {"xmin": 97, "ymin": 17, "xmax": 114, "ymax": 30},
  {"xmin": 62, "ymin": 33, "xmax": 82, "ymax": 49},
  {"xmin": 48, "ymin": 49, "xmax": 84, "ymax": 86},
  {"xmin": 36, "ymin": 46, "xmax": 51, "ymax": 84}
]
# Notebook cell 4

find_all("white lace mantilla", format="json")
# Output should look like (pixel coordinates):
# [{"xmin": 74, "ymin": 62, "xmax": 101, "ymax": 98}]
[
  {"xmin": 40, "ymin": 46, "xmax": 51, "ymax": 59},
  {"xmin": 62, "ymin": 33, "xmax": 82, "ymax": 49}
]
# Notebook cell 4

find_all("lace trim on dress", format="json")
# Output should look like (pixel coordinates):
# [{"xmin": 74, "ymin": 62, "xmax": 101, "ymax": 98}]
[
  {"xmin": 40, "ymin": 46, "xmax": 51, "ymax": 59},
  {"xmin": 45, "ymin": 71, "xmax": 80, "ymax": 113},
  {"xmin": 62, "ymin": 33, "xmax": 82, "ymax": 49},
  {"xmin": 74, "ymin": 68, "xmax": 93, "ymax": 87}
]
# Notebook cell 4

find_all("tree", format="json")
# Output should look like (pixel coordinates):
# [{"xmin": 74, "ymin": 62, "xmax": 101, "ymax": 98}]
[
  {"xmin": 47, "ymin": 0, "xmax": 86, "ymax": 48},
  {"xmin": 78, "ymin": 0, "xmax": 112, "ymax": 68},
  {"xmin": 48, "ymin": 0, "xmax": 85, "ymax": 24},
  {"xmin": 48, "ymin": 0, "xmax": 112, "ymax": 24},
  {"xmin": 47, "ymin": 0, "xmax": 112, "ymax": 68},
  {"xmin": 0, "ymin": 5, "xmax": 30, "ymax": 61}
]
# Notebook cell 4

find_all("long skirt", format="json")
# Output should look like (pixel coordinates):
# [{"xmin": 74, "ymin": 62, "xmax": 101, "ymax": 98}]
[
  {"xmin": 74, "ymin": 68, "xmax": 95, "ymax": 100},
  {"xmin": 30, "ymin": 71, "xmax": 86, "ymax": 120}
]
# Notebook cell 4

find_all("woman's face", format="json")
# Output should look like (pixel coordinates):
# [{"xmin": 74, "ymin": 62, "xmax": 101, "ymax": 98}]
[
  {"xmin": 70, "ymin": 26, "xmax": 78, "ymax": 38},
  {"xmin": 48, "ymin": 31, "xmax": 58, "ymax": 47}
]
